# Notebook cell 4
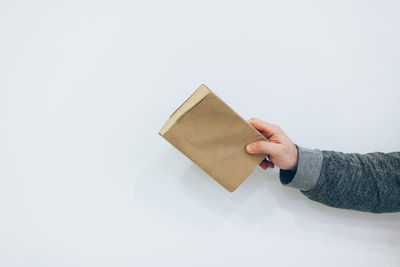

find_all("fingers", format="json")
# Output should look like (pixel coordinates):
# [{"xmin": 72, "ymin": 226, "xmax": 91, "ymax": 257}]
[
  {"xmin": 259, "ymin": 158, "xmax": 274, "ymax": 170},
  {"xmin": 246, "ymin": 140, "xmax": 280, "ymax": 155},
  {"xmin": 247, "ymin": 117, "xmax": 281, "ymax": 139}
]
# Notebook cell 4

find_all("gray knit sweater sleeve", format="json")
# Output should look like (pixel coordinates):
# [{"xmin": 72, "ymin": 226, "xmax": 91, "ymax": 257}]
[{"xmin": 279, "ymin": 145, "xmax": 400, "ymax": 213}]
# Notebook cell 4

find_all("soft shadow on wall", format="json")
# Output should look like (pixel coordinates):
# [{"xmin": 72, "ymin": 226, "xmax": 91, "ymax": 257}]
[{"xmin": 134, "ymin": 147, "xmax": 400, "ymax": 247}]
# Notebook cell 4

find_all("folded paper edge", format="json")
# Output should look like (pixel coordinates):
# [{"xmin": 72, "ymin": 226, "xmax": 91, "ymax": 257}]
[{"xmin": 159, "ymin": 84, "xmax": 211, "ymax": 136}]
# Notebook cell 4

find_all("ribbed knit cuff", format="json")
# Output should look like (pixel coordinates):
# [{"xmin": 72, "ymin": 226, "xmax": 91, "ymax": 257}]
[{"xmin": 279, "ymin": 145, "xmax": 323, "ymax": 191}]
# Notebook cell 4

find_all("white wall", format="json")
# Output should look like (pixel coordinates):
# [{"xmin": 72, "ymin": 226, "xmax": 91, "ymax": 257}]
[{"xmin": 0, "ymin": 0, "xmax": 399, "ymax": 266}]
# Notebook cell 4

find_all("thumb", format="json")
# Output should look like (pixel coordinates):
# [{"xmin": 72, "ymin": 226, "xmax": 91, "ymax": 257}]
[{"xmin": 246, "ymin": 141, "xmax": 280, "ymax": 156}]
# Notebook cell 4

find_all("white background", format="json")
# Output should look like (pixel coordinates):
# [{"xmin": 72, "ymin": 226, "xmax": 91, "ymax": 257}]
[{"xmin": 1, "ymin": 0, "xmax": 399, "ymax": 266}]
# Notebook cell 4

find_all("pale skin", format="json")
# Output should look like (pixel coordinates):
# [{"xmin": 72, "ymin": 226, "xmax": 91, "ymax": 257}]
[{"xmin": 245, "ymin": 117, "xmax": 299, "ymax": 171}]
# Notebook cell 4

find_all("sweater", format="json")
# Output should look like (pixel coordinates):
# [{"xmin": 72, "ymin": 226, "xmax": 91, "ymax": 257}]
[{"xmin": 279, "ymin": 146, "xmax": 400, "ymax": 213}]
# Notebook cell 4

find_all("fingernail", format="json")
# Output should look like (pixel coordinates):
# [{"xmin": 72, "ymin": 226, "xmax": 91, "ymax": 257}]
[{"xmin": 246, "ymin": 145, "xmax": 253, "ymax": 152}]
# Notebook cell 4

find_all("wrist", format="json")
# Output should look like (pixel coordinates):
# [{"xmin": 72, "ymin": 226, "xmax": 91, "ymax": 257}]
[
  {"xmin": 279, "ymin": 145, "xmax": 323, "ymax": 191},
  {"xmin": 288, "ymin": 144, "xmax": 299, "ymax": 170}
]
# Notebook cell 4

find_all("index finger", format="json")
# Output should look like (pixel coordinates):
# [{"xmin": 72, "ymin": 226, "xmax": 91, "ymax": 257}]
[{"xmin": 247, "ymin": 117, "xmax": 279, "ymax": 139}]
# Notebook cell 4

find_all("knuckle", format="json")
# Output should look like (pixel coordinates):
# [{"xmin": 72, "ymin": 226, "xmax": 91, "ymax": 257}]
[
  {"xmin": 254, "ymin": 141, "xmax": 266, "ymax": 153},
  {"xmin": 253, "ymin": 141, "xmax": 261, "ymax": 151},
  {"xmin": 274, "ymin": 124, "xmax": 283, "ymax": 133}
]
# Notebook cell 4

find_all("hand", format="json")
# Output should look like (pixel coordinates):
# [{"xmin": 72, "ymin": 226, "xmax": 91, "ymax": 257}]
[{"xmin": 246, "ymin": 117, "xmax": 299, "ymax": 171}]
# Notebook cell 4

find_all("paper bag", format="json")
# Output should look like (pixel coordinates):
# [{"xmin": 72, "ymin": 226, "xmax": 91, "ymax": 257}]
[{"xmin": 159, "ymin": 84, "xmax": 268, "ymax": 192}]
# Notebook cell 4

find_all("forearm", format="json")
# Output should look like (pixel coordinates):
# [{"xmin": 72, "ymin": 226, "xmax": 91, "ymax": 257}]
[{"xmin": 280, "ymin": 146, "xmax": 400, "ymax": 213}]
